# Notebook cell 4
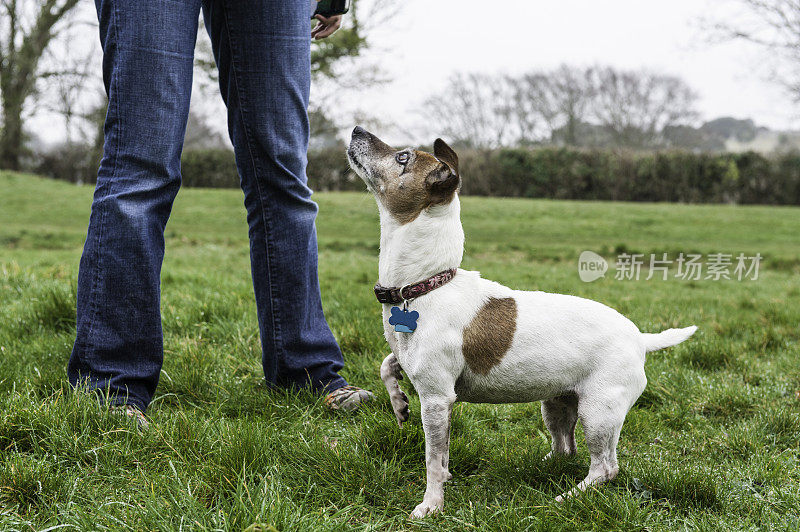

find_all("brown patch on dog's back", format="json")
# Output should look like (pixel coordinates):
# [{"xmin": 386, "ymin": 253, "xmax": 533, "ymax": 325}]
[{"xmin": 462, "ymin": 297, "xmax": 517, "ymax": 375}]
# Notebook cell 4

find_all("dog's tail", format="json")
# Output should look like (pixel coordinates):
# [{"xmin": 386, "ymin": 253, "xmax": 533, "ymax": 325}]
[{"xmin": 641, "ymin": 325, "xmax": 698, "ymax": 352}]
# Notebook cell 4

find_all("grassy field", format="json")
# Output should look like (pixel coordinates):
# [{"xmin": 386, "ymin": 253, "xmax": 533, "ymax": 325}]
[{"xmin": 1, "ymin": 171, "xmax": 799, "ymax": 530}]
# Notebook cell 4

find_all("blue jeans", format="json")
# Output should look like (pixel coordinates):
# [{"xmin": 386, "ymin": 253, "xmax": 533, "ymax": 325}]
[{"xmin": 68, "ymin": 0, "xmax": 347, "ymax": 412}]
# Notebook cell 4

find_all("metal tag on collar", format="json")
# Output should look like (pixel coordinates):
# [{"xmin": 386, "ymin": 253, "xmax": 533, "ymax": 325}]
[{"xmin": 388, "ymin": 294, "xmax": 419, "ymax": 333}]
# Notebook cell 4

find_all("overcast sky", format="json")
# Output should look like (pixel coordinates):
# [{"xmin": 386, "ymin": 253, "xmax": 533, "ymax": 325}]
[
  {"xmin": 328, "ymin": 0, "xmax": 796, "ymax": 142},
  {"xmin": 29, "ymin": 0, "xmax": 797, "ymax": 145}
]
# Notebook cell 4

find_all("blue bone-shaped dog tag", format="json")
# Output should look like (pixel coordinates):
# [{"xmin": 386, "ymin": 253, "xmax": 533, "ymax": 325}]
[{"xmin": 389, "ymin": 306, "xmax": 419, "ymax": 333}]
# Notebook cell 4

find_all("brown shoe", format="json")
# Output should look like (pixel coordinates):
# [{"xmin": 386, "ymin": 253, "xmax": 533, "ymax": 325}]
[
  {"xmin": 324, "ymin": 385, "xmax": 374, "ymax": 412},
  {"xmin": 111, "ymin": 405, "xmax": 149, "ymax": 431}
]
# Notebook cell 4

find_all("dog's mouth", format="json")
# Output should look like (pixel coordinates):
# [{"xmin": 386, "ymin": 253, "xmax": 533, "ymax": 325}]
[
  {"xmin": 347, "ymin": 148, "xmax": 374, "ymax": 189},
  {"xmin": 346, "ymin": 148, "xmax": 364, "ymax": 171}
]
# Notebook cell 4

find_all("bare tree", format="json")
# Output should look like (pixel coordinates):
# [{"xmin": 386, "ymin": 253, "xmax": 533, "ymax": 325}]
[
  {"xmin": 0, "ymin": 0, "xmax": 82, "ymax": 169},
  {"xmin": 423, "ymin": 72, "xmax": 519, "ymax": 149},
  {"xmin": 590, "ymin": 67, "xmax": 698, "ymax": 149},
  {"xmin": 424, "ymin": 66, "xmax": 698, "ymax": 150},
  {"xmin": 39, "ymin": 37, "xmax": 100, "ymax": 145},
  {"xmin": 511, "ymin": 65, "xmax": 595, "ymax": 146},
  {"xmin": 505, "ymin": 73, "xmax": 545, "ymax": 145},
  {"xmin": 709, "ymin": 0, "xmax": 800, "ymax": 99}
]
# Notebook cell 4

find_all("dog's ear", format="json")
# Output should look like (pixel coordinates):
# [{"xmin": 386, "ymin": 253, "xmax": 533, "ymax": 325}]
[
  {"xmin": 433, "ymin": 138, "xmax": 459, "ymax": 176},
  {"xmin": 426, "ymin": 161, "xmax": 461, "ymax": 205}
]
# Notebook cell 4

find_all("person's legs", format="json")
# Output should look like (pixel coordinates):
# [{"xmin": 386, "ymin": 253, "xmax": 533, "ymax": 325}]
[
  {"xmin": 202, "ymin": 0, "xmax": 346, "ymax": 393},
  {"xmin": 69, "ymin": 0, "xmax": 202, "ymax": 411}
]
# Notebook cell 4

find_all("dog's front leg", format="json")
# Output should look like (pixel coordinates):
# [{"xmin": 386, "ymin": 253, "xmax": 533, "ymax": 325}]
[
  {"xmin": 410, "ymin": 394, "xmax": 455, "ymax": 519},
  {"xmin": 380, "ymin": 353, "xmax": 410, "ymax": 426}
]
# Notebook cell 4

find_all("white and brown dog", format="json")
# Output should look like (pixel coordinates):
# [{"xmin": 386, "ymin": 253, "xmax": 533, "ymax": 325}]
[{"xmin": 346, "ymin": 126, "xmax": 697, "ymax": 518}]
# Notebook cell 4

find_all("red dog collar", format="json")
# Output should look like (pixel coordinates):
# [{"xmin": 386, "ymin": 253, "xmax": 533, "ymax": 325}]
[{"xmin": 374, "ymin": 268, "xmax": 458, "ymax": 304}]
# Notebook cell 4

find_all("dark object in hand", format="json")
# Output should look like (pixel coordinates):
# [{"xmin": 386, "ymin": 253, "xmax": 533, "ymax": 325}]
[{"xmin": 312, "ymin": 0, "xmax": 350, "ymax": 18}]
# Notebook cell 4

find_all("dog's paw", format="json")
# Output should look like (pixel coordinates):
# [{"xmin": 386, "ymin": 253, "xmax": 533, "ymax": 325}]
[
  {"xmin": 542, "ymin": 450, "xmax": 565, "ymax": 461},
  {"xmin": 542, "ymin": 449, "xmax": 575, "ymax": 461},
  {"xmin": 555, "ymin": 491, "xmax": 573, "ymax": 503},
  {"xmin": 555, "ymin": 485, "xmax": 583, "ymax": 503},
  {"xmin": 391, "ymin": 390, "xmax": 410, "ymax": 427},
  {"xmin": 409, "ymin": 499, "xmax": 442, "ymax": 519}
]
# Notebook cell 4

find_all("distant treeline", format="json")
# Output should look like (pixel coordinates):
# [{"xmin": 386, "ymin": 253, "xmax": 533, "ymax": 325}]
[{"xmin": 35, "ymin": 146, "xmax": 800, "ymax": 205}]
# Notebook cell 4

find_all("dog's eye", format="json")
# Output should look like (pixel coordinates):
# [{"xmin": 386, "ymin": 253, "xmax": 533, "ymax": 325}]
[{"xmin": 395, "ymin": 152, "xmax": 409, "ymax": 165}]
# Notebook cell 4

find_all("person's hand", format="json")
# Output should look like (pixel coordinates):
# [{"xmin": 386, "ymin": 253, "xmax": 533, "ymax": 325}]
[{"xmin": 312, "ymin": 14, "xmax": 342, "ymax": 40}]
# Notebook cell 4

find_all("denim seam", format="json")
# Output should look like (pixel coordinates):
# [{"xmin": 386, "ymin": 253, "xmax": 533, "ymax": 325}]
[
  {"xmin": 83, "ymin": 2, "xmax": 123, "ymax": 372},
  {"xmin": 219, "ymin": 1, "xmax": 284, "ymax": 365}
]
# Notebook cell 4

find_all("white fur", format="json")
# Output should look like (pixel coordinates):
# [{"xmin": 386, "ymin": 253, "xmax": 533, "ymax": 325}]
[{"xmin": 352, "ymin": 135, "xmax": 697, "ymax": 518}]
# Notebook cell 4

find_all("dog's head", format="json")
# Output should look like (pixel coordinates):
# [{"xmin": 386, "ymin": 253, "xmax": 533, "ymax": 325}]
[{"xmin": 347, "ymin": 126, "xmax": 460, "ymax": 224}]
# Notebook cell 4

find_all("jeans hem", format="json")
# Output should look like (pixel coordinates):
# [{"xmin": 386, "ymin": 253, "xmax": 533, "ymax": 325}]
[
  {"xmin": 107, "ymin": 395, "xmax": 148, "ymax": 413},
  {"xmin": 318, "ymin": 376, "xmax": 348, "ymax": 395},
  {"xmin": 266, "ymin": 374, "xmax": 348, "ymax": 396}
]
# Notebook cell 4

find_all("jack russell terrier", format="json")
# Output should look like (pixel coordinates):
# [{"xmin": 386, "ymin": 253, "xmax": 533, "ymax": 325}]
[{"xmin": 346, "ymin": 126, "xmax": 697, "ymax": 518}]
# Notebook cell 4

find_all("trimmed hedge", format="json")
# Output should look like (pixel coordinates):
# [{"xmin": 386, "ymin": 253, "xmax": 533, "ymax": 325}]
[
  {"xmin": 179, "ymin": 147, "xmax": 364, "ymax": 191},
  {"xmin": 31, "ymin": 144, "xmax": 800, "ymax": 205},
  {"xmin": 457, "ymin": 148, "xmax": 800, "ymax": 205},
  {"xmin": 180, "ymin": 149, "xmax": 239, "ymax": 188}
]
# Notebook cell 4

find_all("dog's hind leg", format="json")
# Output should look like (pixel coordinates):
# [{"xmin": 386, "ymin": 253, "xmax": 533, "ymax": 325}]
[
  {"xmin": 380, "ymin": 353, "xmax": 410, "ymax": 426},
  {"xmin": 541, "ymin": 393, "xmax": 578, "ymax": 459},
  {"xmin": 410, "ymin": 393, "xmax": 456, "ymax": 519},
  {"xmin": 555, "ymin": 408, "xmax": 623, "ymax": 502},
  {"xmin": 555, "ymin": 373, "xmax": 644, "ymax": 502}
]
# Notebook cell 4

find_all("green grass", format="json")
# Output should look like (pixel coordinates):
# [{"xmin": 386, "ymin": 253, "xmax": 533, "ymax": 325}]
[{"xmin": 1, "ymin": 171, "xmax": 799, "ymax": 530}]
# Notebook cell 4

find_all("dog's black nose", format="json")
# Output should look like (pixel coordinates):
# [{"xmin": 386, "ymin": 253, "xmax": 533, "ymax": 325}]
[{"xmin": 352, "ymin": 125, "xmax": 366, "ymax": 137}]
